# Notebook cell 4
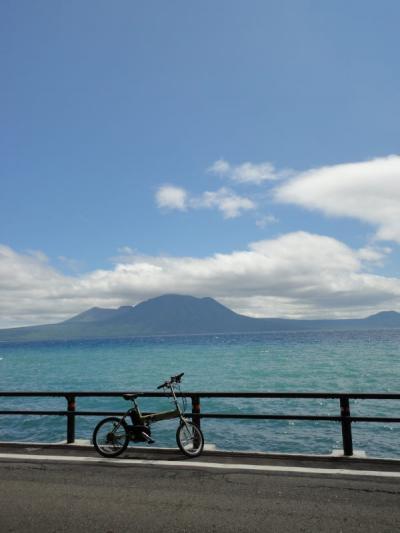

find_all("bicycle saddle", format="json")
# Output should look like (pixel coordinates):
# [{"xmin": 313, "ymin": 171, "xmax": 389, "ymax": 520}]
[{"xmin": 122, "ymin": 393, "xmax": 138, "ymax": 401}]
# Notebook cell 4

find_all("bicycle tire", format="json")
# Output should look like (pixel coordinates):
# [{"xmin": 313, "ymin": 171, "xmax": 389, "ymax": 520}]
[
  {"xmin": 93, "ymin": 416, "xmax": 129, "ymax": 458},
  {"xmin": 176, "ymin": 420, "xmax": 204, "ymax": 458}
]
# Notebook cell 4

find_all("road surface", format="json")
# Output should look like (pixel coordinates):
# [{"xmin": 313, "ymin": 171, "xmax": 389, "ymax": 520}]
[{"xmin": 0, "ymin": 446, "xmax": 399, "ymax": 532}]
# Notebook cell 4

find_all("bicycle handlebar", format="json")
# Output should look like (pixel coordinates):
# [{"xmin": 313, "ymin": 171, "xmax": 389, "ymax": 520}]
[{"xmin": 156, "ymin": 372, "xmax": 184, "ymax": 389}]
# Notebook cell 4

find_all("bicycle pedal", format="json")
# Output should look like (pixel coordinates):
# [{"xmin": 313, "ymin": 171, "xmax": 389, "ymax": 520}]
[{"xmin": 141, "ymin": 432, "xmax": 155, "ymax": 444}]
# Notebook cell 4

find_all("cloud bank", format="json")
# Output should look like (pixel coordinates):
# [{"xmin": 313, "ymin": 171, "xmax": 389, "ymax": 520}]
[{"xmin": 1, "ymin": 233, "xmax": 400, "ymax": 328}]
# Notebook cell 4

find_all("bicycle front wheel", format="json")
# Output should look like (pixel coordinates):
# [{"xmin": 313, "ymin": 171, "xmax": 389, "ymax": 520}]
[
  {"xmin": 93, "ymin": 416, "xmax": 129, "ymax": 458},
  {"xmin": 176, "ymin": 421, "xmax": 204, "ymax": 458}
]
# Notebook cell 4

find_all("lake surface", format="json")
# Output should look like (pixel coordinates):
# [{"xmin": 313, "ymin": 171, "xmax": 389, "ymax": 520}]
[{"xmin": 0, "ymin": 329, "xmax": 399, "ymax": 458}]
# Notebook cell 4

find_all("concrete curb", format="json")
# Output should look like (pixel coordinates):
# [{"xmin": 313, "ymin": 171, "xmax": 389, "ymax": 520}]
[{"xmin": 1, "ymin": 440, "xmax": 400, "ymax": 466}]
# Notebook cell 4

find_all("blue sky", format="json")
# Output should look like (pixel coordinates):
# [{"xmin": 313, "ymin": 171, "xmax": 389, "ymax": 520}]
[{"xmin": 1, "ymin": 1, "xmax": 400, "ymax": 326}]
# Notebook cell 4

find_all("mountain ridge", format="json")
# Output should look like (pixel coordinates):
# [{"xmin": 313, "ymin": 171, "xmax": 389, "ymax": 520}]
[{"xmin": 0, "ymin": 294, "xmax": 400, "ymax": 342}]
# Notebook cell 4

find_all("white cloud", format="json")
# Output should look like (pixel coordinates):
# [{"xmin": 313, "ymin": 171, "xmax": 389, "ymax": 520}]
[
  {"xmin": 155, "ymin": 185, "xmax": 187, "ymax": 211},
  {"xmin": 275, "ymin": 155, "xmax": 400, "ymax": 243},
  {"xmin": 256, "ymin": 214, "xmax": 278, "ymax": 228},
  {"xmin": 1, "ymin": 233, "xmax": 400, "ymax": 327},
  {"xmin": 208, "ymin": 159, "xmax": 286, "ymax": 184},
  {"xmin": 155, "ymin": 185, "xmax": 256, "ymax": 219},
  {"xmin": 357, "ymin": 245, "xmax": 391, "ymax": 266},
  {"xmin": 208, "ymin": 159, "xmax": 230, "ymax": 175},
  {"xmin": 193, "ymin": 188, "xmax": 256, "ymax": 218}
]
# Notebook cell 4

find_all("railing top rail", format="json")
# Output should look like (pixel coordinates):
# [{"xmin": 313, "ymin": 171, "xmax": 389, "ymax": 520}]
[
  {"xmin": 0, "ymin": 391, "xmax": 400, "ymax": 399},
  {"xmin": 1, "ymin": 411, "xmax": 400, "ymax": 423}
]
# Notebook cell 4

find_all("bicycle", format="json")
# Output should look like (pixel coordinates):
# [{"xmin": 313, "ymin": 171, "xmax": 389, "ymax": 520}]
[{"xmin": 92, "ymin": 373, "xmax": 204, "ymax": 458}]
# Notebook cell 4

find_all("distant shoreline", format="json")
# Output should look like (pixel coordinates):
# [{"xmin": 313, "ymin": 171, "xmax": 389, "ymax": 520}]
[
  {"xmin": 1, "ymin": 326, "xmax": 400, "ymax": 346},
  {"xmin": 1, "ymin": 295, "xmax": 399, "ymax": 343}
]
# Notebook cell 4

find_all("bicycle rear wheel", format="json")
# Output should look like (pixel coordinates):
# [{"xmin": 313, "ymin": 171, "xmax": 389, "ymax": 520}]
[
  {"xmin": 93, "ymin": 416, "xmax": 129, "ymax": 458},
  {"xmin": 176, "ymin": 420, "xmax": 204, "ymax": 458}
]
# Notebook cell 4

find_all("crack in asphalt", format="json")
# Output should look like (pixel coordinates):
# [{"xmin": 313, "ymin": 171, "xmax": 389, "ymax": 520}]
[{"xmin": 297, "ymin": 483, "xmax": 400, "ymax": 496}]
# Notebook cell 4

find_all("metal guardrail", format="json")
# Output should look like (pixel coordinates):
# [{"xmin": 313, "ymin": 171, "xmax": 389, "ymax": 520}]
[{"xmin": 1, "ymin": 391, "xmax": 400, "ymax": 456}]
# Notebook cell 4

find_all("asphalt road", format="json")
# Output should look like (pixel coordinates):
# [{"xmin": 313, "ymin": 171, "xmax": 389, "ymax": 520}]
[{"xmin": 1, "ymin": 454, "xmax": 400, "ymax": 532}]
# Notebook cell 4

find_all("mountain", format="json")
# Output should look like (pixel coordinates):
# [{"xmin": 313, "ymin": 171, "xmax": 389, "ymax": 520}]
[
  {"xmin": 51, "ymin": 295, "xmax": 262, "ymax": 336},
  {"xmin": 364, "ymin": 310, "xmax": 400, "ymax": 327},
  {"xmin": 0, "ymin": 294, "xmax": 400, "ymax": 342}
]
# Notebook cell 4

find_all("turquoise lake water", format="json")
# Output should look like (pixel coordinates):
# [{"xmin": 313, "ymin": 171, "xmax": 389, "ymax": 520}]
[{"xmin": 0, "ymin": 330, "xmax": 399, "ymax": 458}]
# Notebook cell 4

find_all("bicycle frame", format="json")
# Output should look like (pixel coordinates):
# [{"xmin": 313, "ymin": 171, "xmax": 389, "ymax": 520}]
[{"xmin": 120, "ymin": 382, "xmax": 186, "ymax": 430}]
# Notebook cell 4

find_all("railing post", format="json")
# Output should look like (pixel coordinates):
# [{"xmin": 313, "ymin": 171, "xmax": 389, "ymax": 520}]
[
  {"xmin": 66, "ymin": 395, "xmax": 76, "ymax": 444},
  {"xmin": 340, "ymin": 397, "xmax": 353, "ymax": 456},
  {"xmin": 191, "ymin": 395, "xmax": 201, "ymax": 448},
  {"xmin": 191, "ymin": 395, "xmax": 201, "ymax": 430}
]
